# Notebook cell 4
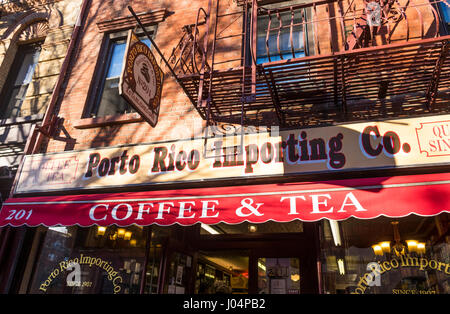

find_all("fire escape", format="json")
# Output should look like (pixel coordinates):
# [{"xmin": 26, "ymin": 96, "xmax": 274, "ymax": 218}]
[{"xmin": 169, "ymin": 0, "xmax": 450, "ymax": 150}]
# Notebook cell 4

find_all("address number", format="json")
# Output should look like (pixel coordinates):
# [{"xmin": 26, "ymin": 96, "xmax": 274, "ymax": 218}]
[{"xmin": 5, "ymin": 209, "xmax": 33, "ymax": 221}]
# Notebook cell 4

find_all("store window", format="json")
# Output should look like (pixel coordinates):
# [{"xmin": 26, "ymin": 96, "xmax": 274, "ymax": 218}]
[
  {"xmin": 28, "ymin": 225, "xmax": 148, "ymax": 294},
  {"xmin": 258, "ymin": 258, "xmax": 300, "ymax": 294},
  {"xmin": 319, "ymin": 213, "xmax": 450, "ymax": 294},
  {"xmin": 256, "ymin": 0, "xmax": 312, "ymax": 64},
  {"xmin": 195, "ymin": 250, "xmax": 249, "ymax": 294},
  {"xmin": 88, "ymin": 31, "xmax": 153, "ymax": 118},
  {"xmin": 142, "ymin": 226, "xmax": 168, "ymax": 294},
  {"xmin": 0, "ymin": 43, "xmax": 41, "ymax": 118},
  {"xmin": 164, "ymin": 251, "xmax": 194, "ymax": 294}
]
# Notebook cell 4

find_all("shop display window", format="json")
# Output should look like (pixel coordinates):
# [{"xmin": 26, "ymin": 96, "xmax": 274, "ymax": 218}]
[
  {"xmin": 164, "ymin": 252, "xmax": 193, "ymax": 294},
  {"xmin": 258, "ymin": 258, "xmax": 301, "ymax": 294},
  {"xmin": 28, "ymin": 225, "xmax": 148, "ymax": 294},
  {"xmin": 142, "ymin": 226, "xmax": 168, "ymax": 294},
  {"xmin": 195, "ymin": 250, "xmax": 249, "ymax": 294},
  {"xmin": 319, "ymin": 213, "xmax": 450, "ymax": 294}
]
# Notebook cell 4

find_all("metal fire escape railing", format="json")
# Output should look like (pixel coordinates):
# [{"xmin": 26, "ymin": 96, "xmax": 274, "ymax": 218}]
[
  {"xmin": 169, "ymin": 0, "xmax": 450, "ymax": 155},
  {"xmin": 170, "ymin": 0, "xmax": 255, "ymax": 157}
]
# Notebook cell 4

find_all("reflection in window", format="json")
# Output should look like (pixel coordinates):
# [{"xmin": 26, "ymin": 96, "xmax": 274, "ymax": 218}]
[
  {"xmin": 256, "ymin": 11, "xmax": 306, "ymax": 64},
  {"xmin": 1, "ymin": 44, "xmax": 41, "ymax": 118},
  {"xmin": 439, "ymin": 1, "xmax": 450, "ymax": 27},
  {"xmin": 142, "ymin": 226, "xmax": 167, "ymax": 294},
  {"xmin": 256, "ymin": 1, "xmax": 313, "ymax": 64},
  {"xmin": 164, "ymin": 252, "xmax": 193, "ymax": 294},
  {"xmin": 258, "ymin": 258, "xmax": 300, "ymax": 294},
  {"xmin": 94, "ymin": 36, "xmax": 151, "ymax": 117},
  {"xmin": 195, "ymin": 250, "xmax": 249, "ymax": 294},
  {"xmin": 29, "ymin": 225, "xmax": 148, "ymax": 294},
  {"xmin": 320, "ymin": 214, "xmax": 450, "ymax": 294}
]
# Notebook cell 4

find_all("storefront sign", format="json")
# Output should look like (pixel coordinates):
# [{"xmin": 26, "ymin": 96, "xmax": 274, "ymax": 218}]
[
  {"xmin": 1, "ymin": 172, "xmax": 449, "ymax": 227},
  {"xmin": 119, "ymin": 30, "xmax": 163, "ymax": 127},
  {"xmin": 415, "ymin": 120, "xmax": 450, "ymax": 157},
  {"xmin": 11, "ymin": 114, "xmax": 450, "ymax": 194},
  {"xmin": 353, "ymin": 255, "xmax": 450, "ymax": 294},
  {"xmin": 39, "ymin": 254, "xmax": 123, "ymax": 294}
]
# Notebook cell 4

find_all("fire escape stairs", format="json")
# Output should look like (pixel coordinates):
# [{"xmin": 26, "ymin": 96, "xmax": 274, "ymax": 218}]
[
  {"xmin": 168, "ymin": 0, "xmax": 450, "ymax": 149},
  {"xmin": 195, "ymin": 0, "xmax": 258, "ymax": 159}
]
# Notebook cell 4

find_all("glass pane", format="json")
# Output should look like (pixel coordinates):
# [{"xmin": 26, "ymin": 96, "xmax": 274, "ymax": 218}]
[
  {"xmin": 28, "ymin": 225, "xmax": 148, "ymax": 294},
  {"xmin": 106, "ymin": 39, "xmax": 151, "ymax": 78},
  {"xmin": 195, "ymin": 250, "xmax": 249, "ymax": 294},
  {"xmin": 200, "ymin": 221, "xmax": 303, "ymax": 235},
  {"xmin": 143, "ymin": 226, "xmax": 167, "ymax": 294},
  {"xmin": 14, "ymin": 48, "xmax": 40, "ymax": 86},
  {"xmin": 258, "ymin": 258, "xmax": 300, "ymax": 294},
  {"xmin": 256, "ymin": 10, "xmax": 305, "ymax": 64},
  {"xmin": 3, "ymin": 86, "xmax": 23, "ymax": 118},
  {"xmin": 96, "ymin": 77, "xmax": 132, "ymax": 117},
  {"xmin": 440, "ymin": 2, "xmax": 450, "ymax": 23},
  {"xmin": 164, "ymin": 252, "xmax": 193, "ymax": 294},
  {"xmin": 256, "ymin": 51, "xmax": 305, "ymax": 64},
  {"xmin": 320, "ymin": 213, "xmax": 450, "ymax": 294},
  {"xmin": 95, "ymin": 38, "xmax": 151, "ymax": 117},
  {"xmin": 106, "ymin": 42, "xmax": 127, "ymax": 78}
]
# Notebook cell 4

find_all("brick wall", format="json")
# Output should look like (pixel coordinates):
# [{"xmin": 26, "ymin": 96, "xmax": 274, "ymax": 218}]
[
  {"xmin": 46, "ymin": 0, "xmax": 212, "ymax": 152},
  {"xmin": 0, "ymin": 0, "xmax": 81, "ymax": 118},
  {"xmin": 44, "ymin": 0, "xmax": 441, "ymax": 153}
]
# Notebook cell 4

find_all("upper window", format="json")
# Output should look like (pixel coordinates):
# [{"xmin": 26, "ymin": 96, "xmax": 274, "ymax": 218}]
[
  {"xmin": 439, "ymin": 1, "xmax": 450, "ymax": 32},
  {"xmin": 0, "ymin": 43, "xmax": 41, "ymax": 119},
  {"xmin": 256, "ymin": 0, "xmax": 312, "ymax": 64},
  {"xmin": 88, "ymin": 31, "xmax": 152, "ymax": 118}
]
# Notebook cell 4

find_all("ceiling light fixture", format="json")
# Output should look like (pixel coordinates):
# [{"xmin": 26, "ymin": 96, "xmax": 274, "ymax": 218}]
[
  {"xmin": 372, "ymin": 221, "xmax": 426, "ymax": 256},
  {"xmin": 337, "ymin": 259, "xmax": 345, "ymax": 275},
  {"xmin": 97, "ymin": 226, "xmax": 106, "ymax": 236},
  {"xmin": 329, "ymin": 220, "xmax": 342, "ymax": 246},
  {"xmin": 201, "ymin": 223, "xmax": 220, "ymax": 234}
]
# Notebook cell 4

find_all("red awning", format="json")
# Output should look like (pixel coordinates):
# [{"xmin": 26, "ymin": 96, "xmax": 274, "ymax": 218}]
[{"xmin": 1, "ymin": 172, "xmax": 449, "ymax": 227}]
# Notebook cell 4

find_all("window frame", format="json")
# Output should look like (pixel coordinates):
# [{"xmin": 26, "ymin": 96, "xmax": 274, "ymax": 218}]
[
  {"xmin": 83, "ymin": 28, "xmax": 156, "ymax": 119},
  {"xmin": 255, "ymin": 9, "xmax": 311, "ymax": 64},
  {"xmin": 0, "ymin": 42, "xmax": 42, "ymax": 119},
  {"xmin": 253, "ymin": 1, "xmax": 314, "ymax": 65},
  {"xmin": 437, "ymin": 1, "xmax": 450, "ymax": 34},
  {"xmin": 91, "ymin": 33, "xmax": 131, "ymax": 118}
]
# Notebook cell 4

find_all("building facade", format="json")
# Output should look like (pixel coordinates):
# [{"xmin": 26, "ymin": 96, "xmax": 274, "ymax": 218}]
[
  {"xmin": 0, "ymin": 0, "xmax": 449, "ymax": 294},
  {"xmin": 0, "ymin": 0, "xmax": 83, "ymax": 292}
]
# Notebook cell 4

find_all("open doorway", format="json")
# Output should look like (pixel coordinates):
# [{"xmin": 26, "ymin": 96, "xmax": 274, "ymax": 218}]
[
  {"xmin": 193, "ymin": 221, "xmax": 320, "ymax": 294},
  {"xmin": 195, "ymin": 250, "xmax": 249, "ymax": 294}
]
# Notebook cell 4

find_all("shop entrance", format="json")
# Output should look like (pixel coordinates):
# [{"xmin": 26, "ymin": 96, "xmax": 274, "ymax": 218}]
[
  {"xmin": 192, "ymin": 221, "xmax": 320, "ymax": 294},
  {"xmin": 194, "ymin": 251, "xmax": 306, "ymax": 294},
  {"xmin": 196, "ymin": 250, "xmax": 249, "ymax": 294}
]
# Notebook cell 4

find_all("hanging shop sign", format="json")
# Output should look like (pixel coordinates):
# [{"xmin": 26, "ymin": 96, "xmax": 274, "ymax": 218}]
[
  {"xmin": 11, "ymin": 114, "xmax": 450, "ymax": 194},
  {"xmin": 119, "ymin": 30, "xmax": 163, "ymax": 127},
  {"xmin": 1, "ymin": 172, "xmax": 449, "ymax": 226}
]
